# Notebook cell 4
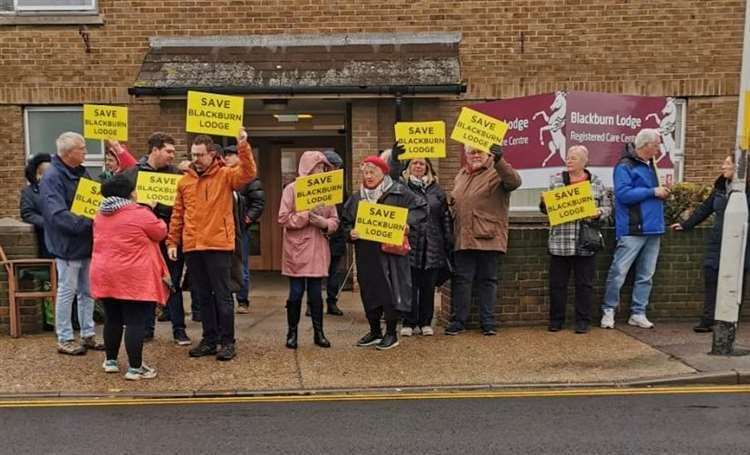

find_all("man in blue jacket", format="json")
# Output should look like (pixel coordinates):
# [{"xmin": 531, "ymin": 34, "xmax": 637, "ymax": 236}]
[
  {"xmin": 601, "ymin": 129, "xmax": 670, "ymax": 330},
  {"xmin": 40, "ymin": 132, "xmax": 104, "ymax": 355}
]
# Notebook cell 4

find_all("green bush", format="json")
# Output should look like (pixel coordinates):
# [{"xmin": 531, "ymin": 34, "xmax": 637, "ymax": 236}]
[{"xmin": 664, "ymin": 182, "xmax": 712, "ymax": 225}]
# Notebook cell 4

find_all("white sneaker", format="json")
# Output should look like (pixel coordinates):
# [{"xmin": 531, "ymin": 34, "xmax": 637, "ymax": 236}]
[
  {"xmin": 421, "ymin": 326, "xmax": 434, "ymax": 336},
  {"xmin": 102, "ymin": 359, "xmax": 119, "ymax": 373},
  {"xmin": 400, "ymin": 327, "xmax": 413, "ymax": 337},
  {"xmin": 600, "ymin": 309, "xmax": 615, "ymax": 329},
  {"xmin": 124, "ymin": 364, "xmax": 157, "ymax": 381},
  {"xmin": 628, "ymin": 314, "xmax": 654, "ymax": 329}
]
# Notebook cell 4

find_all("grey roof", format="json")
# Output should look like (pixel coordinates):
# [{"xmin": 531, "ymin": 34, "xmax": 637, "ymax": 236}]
[{"xmin": 131, "ymin": 32, "xmax": 463, "ymax": 95}]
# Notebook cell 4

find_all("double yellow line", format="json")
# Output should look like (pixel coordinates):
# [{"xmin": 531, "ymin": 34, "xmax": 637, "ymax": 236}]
[{"xmin": 1, "ymin": 385, "xmax": 749, "ymax": 409}]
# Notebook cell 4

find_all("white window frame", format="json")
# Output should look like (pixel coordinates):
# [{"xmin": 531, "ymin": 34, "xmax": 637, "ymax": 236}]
[
  {"xmin": 24, "ymin": 105, "xmax": 105, "ymax": 170},
  {"xmin": 13, "ymin": 0, "xmax": 96, "ymax": 12}
]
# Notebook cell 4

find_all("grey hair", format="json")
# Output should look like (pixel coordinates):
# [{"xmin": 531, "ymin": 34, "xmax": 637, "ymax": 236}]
[
  {"xmin": 56, "ymin": 132, "xmax": 85, "ymax": 156},
  {"xmin": 634, "ymin": 128, "xmax": 660, "ymax": 150},
  {"xmin": 567, "ymin": 145, "xmax": 589, "ymax": 162}
]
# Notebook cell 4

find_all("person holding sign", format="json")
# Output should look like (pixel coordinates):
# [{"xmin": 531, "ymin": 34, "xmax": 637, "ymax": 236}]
[
  {"xmin": 123, "ymin": 132, "xmax": 191, "ymax": 346},
  {"xmin": 539, "ymin": 146, "xmax": 611, "ymax": 334},
  {"xmin": 601, "ymin": 130, "xmax": 668, "ymax": 330},
  {"xmin": 445, "ymin": 144, "xmax": 521, "ymax": 336},
  {"xmin": 40, "ymin": 132, "xmax": 104, "ymax": 355},
  {"xmin": 341, "ymin": 153, "xmax": 427, "ymax": 351},
  {"xmin": 167, "ymin": 129, "xmax": 256, "ymax": 361},
  {"xmin": 99, "ymin": 140, "xmax": 136, "ymax": 182},
  {"xmin": 398, "ymin": 158, "xmax": 453, "ymax": 337},
  {"xmin": 277, "ymin": 151, "xmax": 339, "ymax": 350},
  {"xmin": 90, "ymin": 174, "xmax": 169, "ymax": 380}
]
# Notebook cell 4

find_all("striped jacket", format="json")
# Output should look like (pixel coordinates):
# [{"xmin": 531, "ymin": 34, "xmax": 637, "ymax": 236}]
[{"xmin": 540, "ymin": 170, "xmax": 612, "ymax": 256}]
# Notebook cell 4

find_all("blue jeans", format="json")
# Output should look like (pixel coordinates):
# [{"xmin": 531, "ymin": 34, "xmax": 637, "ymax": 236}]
[
  {"xmin": 603, "ymin": 235, "xmax": 661, "ymax": 315},
  {"xmin": 55, "ymin": 258, "xmax": 95, "ymax": 342},
  {"xmin": 237, "ymin": 229, "xmax": 251, "ymax": 304}
]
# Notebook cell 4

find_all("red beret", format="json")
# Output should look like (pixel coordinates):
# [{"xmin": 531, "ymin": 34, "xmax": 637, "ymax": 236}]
[{"xmin": 361, "ymin": 155, "xmax": 390, "ymax": 175}]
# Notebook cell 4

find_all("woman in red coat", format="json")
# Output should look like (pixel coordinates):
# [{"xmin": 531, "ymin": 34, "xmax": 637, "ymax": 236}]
[{"xmin": 90, "ymin": 174, "xmax": 169, "ymax": 380}]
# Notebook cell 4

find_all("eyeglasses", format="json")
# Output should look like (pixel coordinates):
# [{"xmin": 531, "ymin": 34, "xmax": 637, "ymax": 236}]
[{"xmin": 190, "ymin": 152, "xmax": 208, "ymax": 159}]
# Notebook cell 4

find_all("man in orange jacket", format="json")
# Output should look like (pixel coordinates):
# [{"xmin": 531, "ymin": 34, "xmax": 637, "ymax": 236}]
[{"xmin": 167, "ymin": 128, "xmax": 256, "ymax": 361}]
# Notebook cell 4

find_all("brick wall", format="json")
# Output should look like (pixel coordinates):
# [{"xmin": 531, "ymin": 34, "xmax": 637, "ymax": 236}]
[
  {"xmin": 439, "ymin": 226, "xmax": 750, "ymax": 327},
  {"xmin": 0, "ymin": 219, "xmax": 45, "ymax": 335}
]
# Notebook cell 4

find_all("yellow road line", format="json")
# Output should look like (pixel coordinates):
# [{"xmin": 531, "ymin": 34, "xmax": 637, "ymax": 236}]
[{"xmin": 0, "ymin": 385, "xmax": 749, "ymax": 409}]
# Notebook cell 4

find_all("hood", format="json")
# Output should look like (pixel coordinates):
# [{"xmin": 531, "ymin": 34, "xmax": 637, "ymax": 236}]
[
  {"xmin": 297, "ymin": 151, "xmax": 331, "ymax": 177},
  {"xmin": 99, "ymin": 196, "xmax": 133, "ymax": 215},
  {"xmin": 25, "ymin": 153, "xmax": 51, "ymax": 186},
  {"xmin": 107, "ymin": 146, "xmax": 138, "ymax": 172}
]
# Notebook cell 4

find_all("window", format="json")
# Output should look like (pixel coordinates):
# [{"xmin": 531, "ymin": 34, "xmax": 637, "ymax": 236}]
[
  {"xmin": 24, "ymin": 106, "xmax": 105, "ymax": 176},
  {"xmin": 9, "ymin": 0, "xmax": 96, "ymax": 11}
]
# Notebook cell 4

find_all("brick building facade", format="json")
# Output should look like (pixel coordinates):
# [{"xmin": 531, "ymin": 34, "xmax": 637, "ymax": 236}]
[{"xmin": 0, "ymin": 0, "xmax": 745, "ymax": 270}]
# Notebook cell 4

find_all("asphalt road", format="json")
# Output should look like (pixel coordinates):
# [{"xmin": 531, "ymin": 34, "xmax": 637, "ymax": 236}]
[{"xmin": 2, "ymin": 389, "xmax": 750, "ymax": 454}]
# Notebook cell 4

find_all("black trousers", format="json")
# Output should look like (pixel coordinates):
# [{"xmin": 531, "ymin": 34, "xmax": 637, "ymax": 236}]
[
  {"xmin": 102, "ymin": 298, "xmax": 151, "ymax": 369},
  {"xmin": 404, "ymin": 267, "xmax": 439, "ymax": 328},
  {"xmin": 185, "ymin": 251, "xmax": 234, "ymax": 346},
  {"xmin": 325, "ymin": 254, "xmax": 344, "ymax": 305},
  {"xmin": 548, "ymin": 254, "xmax": 596, "ymax": 325},
  {"xmin": 451, "ymin": 250, "xmax": 500, "ymax": 330}
]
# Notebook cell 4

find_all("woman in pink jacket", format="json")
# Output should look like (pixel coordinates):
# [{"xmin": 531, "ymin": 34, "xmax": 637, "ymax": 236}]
[
  {"xmin": 90, "ymin": 174, "xmax": 169, "ymax": 380},
  {"xmin": 278, "ymin": 151, "xmax": 339, "ymax": 349}
]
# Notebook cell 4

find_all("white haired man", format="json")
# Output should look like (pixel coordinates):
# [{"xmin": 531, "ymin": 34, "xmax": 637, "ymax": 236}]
[
  {"xmin": 40, "ymin": 132, "xmax": 104, "ymax": 355},
  {"xmin": 601, "ymin": 128, "xmax": 670, "ymax": 329}
]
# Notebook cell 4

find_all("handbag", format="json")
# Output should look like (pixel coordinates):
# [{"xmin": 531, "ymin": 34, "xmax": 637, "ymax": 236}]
[
  {"xmin": 381, "ymin": 234, "xmax": 411, "ymax": 256},
  {"xmin": 577, "ymin": 220, "xmax": 604, "ymax": 253}
]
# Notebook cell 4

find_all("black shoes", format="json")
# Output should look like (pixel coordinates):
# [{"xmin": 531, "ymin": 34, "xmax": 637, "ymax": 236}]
[
  {"xmin": 216, "ymin": 343, "xmax": 236, "ymax": 361},
  {"xmin": 327, "ymin": 302, "xmax": 344, "ymax": 316},
  {"xmin": 173, "ymin": 329, "xmax": 191, "ymax": 346},
  {"xmin": 357, "ymin": 331, "xmax": 383, "ymax": 347},
  {"xmin": 574, "ymin": 321, "xmax": 590, "ymax": 334},
  {"xmin": 189, "ymin": 339, "xmax": 217, "ymax": 357},
  {"xmin": 375, "ymin": 334, "xmax": 399, "ymax": 350},
  {"xmin": 444, "ymin": 323, "xmax": 464, "ymax": 336},
  {"xmin": 693, "ymin": 320, "xmax": 714, "ymax": 333},
  {"xmin": 286, "ymin": 327, "xmax": 298, "ymax": 349},
  {"xmin": 314, "ymin": 329, "xmax": 331, "ymax": 348}
]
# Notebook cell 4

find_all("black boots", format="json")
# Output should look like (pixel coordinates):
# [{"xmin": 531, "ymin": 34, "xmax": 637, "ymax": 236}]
[
  {"xmin": 357, "ymin": 318, "xmax": 384, "ymax": 347},
  {"xmin": 287, "ymin": 299, "xmax": 331, "ymax": 348},
  {"xmin": 327, "ymin": 301, "xmax": 344, "ymax": 316},
  {"xmin": 376, "ymin": 320, "xmax": 399, "ymax": 350},
  {"xmin": 286, "ymin": 300, "xmax": 301, "ymax": 349}
]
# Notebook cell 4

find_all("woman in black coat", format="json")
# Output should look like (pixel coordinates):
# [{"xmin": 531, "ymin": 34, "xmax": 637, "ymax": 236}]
[
  {"xmin": 20, "ymin": 153, "xmax": 52, "ymax": 258},
  {"xmin": 341, "ymin": 154, "xmax": 427, "ymax": 350},
  {"xmin": 671, "ymin": 154, "xmax": 750, "ymax": 332},
  {"xmin": 399, "ymin": 158, "xmax": 453, "ymax": 337}
]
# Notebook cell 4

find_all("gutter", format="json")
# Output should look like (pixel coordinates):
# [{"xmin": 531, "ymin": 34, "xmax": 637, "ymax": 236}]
[{"xmin": 128, "ymin": 84, "xmax": 467, "ymax": 97}]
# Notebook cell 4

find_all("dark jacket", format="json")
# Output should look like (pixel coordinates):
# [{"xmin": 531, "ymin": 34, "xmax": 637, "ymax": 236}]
[
  {"xmin": 680, "ymin": 176, "xmax": 750, "ymax": 270},
  {"xmin": 328, "ymin": 189, "xmax": 349, "ymax": 257},
  {"xmin": 238, "ymin": 178, "xmax": 265, "ymax": 231},
  {"xmin": 613, "ymin": 143, "xmax": 665, "ymax": 240},
  {"xmin": 21, "ymin": 154, "xmax": 53, "ymax": 258},
  {"xmin": 405, "ymin": 179, "xmax": 453, "ymax": 270},
  {"xmin": 123, "ymin": 156, "xmax": 180, "ymax": 226},
  {"xmin": 39, "ymin": 155, "xmax": 93, "ymax": 260},
  {"xmin": 341, "ymin": 181, "xmax": 428, "ymax": 312}
]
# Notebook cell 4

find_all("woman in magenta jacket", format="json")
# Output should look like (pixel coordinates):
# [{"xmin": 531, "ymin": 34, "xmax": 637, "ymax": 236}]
[
  {"xmin": 278, "ymin": 151, "xmax": 339, "ymax": 350},
  {"xmin": 90, "ymin": 173, "xmax": 169, "ymax": 380}
]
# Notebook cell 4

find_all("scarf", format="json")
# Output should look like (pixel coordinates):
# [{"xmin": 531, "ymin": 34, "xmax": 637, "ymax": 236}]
[
  {"xmin": 361, "ymin": 175, "xmax": 394, "ymax": 203},
  {"xmin": 99, "ymin": 196, "xmax": 133, "ymax": 215}
]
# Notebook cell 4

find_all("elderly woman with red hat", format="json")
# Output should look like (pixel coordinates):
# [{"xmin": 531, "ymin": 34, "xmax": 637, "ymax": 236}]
[{"xmin": 341, "ymin": 150, "xmax": 427, "ymax": 350}]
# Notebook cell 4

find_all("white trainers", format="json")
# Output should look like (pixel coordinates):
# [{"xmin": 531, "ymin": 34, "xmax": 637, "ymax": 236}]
[
  {"xmin": 421, "ymin": 326, "xmax": 434, "ymax": 336},
  {"xmin": 124, "ymin": 364, "xmax": 157, "ymax": 381},
  {"xmin": 400, "ymin": 327, "xmax": 414, "ymax": 337},
  {"xmin": 600, "ymin": 309, "xmax": 615, "ymax": 329},
  {"xmin": 628, "ymin": 314, "xmax": 654, "ymax": 329},
  {"xmin": 102, "ymin": 359, "xmax": 119, "ymax": 373}
]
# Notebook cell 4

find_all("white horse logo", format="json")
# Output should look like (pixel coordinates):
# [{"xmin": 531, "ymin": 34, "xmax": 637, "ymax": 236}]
[
  {"xmin": 533, "ymin": 91, "xmax": 567, "ymax": 167},
  {"xmin": 645, "ymin": 97, "xmax": 677, "ymax": 164}
]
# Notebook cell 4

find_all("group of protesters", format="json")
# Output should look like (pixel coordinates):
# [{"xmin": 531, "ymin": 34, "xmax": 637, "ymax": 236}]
[{"xmin": 20, "ymin": 123, "xmax": 735, "ymax": 380}]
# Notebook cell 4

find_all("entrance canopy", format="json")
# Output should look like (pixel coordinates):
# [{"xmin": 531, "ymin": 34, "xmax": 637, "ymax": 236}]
[{"xmin": 129, "ymin": 32, "xmax": 465, "ymax": 97}]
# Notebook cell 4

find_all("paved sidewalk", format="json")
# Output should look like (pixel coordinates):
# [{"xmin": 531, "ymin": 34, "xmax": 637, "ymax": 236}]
[{"xmin": 0, "ymin": 292, "xmax": 709, "ymax": 395}]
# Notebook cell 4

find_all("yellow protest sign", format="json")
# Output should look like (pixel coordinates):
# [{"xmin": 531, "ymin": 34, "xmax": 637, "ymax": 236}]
[
  {"xmin": 394, "ymin": 121, "xmax": 446, "ymax": 159},
  {"xmin": 542, "ymin": 181, "xmax": 598, "ymax": 226},
  {"xmin": 83, "ymin": 104, "xmax": 128, "ymax": 141},
  {"xmin": 354, "ymin": 201, "xmax": 408, "ymax": 246},
  {"xmin": 136, "ymin": 171, "xmax": 181, "ymax": 207},
  {"xmin": 294, "ymin": 169, "xmax": 344, "ymax": 211},
  {"xmin": 70, "ymin": 178, "xmax": 102, "ymax": 220},
  {"xmin": 450, "ymin": 107, "xmax": 509, "ymax": 153},
  {"xmin": 186, "ymin": 91, "xmax": 244, "ymax": 137}
]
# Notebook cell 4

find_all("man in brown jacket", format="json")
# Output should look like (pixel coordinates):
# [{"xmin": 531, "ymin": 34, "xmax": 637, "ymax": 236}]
[
  {"xmin": 167, "ymin": 129, "xmax": 256, "ymax": 360},
  {"xmin": 446, "ymin": 144, "xmax": 522, "ymax": 336}
]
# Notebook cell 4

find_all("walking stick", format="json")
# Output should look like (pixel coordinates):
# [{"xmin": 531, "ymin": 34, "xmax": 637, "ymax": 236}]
[{"xmin": 335, "ymin": 261, "xmax": 355, "ymax": 300}]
